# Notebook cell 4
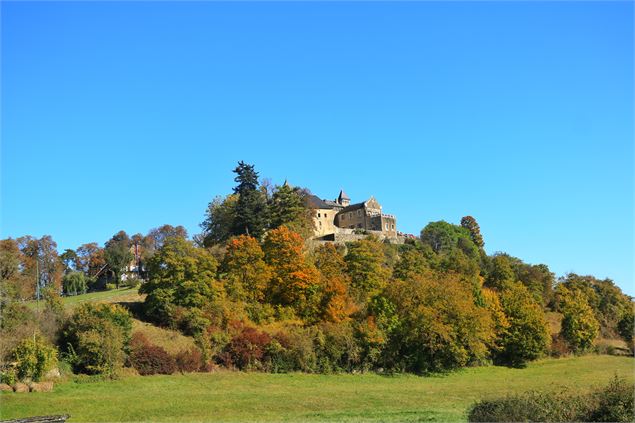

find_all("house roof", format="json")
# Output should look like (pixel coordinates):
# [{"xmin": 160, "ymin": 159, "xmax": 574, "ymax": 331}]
[
  {"xmin": 305, "ymin": 194, "xmax": 341, "ymax": 210},
  {"xmin": 337, "ymin": 202, "xmax": 365, "ymax": 214},
  {"xmin": 338, "ymin": 189, "xmax": 350, "ymax": 202}
]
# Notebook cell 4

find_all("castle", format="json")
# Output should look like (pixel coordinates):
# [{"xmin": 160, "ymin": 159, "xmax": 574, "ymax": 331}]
[{"xmin": 306, "ymin": 190, "xmax": 398, "ymax": 241}]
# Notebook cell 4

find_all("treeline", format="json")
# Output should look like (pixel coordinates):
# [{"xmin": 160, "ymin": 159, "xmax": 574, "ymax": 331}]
[{"xmin": 0, "ymin": 162, "xmax": 633, "ymax": 383}]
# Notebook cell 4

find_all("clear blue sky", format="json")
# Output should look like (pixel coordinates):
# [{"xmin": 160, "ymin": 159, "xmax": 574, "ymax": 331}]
[{"xmin": 1, "ymin": 2, "xmax": 633, "ymax": 295}]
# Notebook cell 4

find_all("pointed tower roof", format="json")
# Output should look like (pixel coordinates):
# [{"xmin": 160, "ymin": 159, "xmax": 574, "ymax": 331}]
[{"xmin": 338, "ymin": 189, "xmax": 350, "ymax": 202}]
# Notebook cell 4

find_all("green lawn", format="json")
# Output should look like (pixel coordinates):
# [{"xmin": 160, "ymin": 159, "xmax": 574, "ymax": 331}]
[
  {"xmin": 27, "ymin": 287, "xmax": 143, "ymax": 310},
  {"xmin": 1, "ymin": 355, "xmax": 632, "ymax": 422}
]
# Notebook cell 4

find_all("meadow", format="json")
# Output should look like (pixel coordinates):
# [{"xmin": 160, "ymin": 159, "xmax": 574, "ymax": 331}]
[{"xmin": 1, "ymin": 355, "xmax": 632, "ymax": 422}]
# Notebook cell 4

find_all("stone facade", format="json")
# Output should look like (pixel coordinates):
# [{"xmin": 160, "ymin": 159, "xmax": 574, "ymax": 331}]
[{"xmin": 306, "ymin": 190, "xmax": 398, "ymax": 240}]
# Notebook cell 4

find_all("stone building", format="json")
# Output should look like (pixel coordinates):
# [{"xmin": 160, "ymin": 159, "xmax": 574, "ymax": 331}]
[{"xmin": 306, "ymin": 190, "xmax": 398, "ymax": 240}]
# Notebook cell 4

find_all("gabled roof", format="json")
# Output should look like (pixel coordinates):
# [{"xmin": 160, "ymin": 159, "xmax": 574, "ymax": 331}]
[
  {"xmin": 338, "ymin": 189, "xmax": 350, "ymax": 202},
  {"xmin": 305, "ymin": 194, "xmax": 342, "ymax": 210},
  {"xmin": 336, "ymin": 202, "xmax": 365, "ymax": 214}
]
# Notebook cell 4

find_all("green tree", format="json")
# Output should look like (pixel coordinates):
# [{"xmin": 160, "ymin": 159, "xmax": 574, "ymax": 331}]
[
  {"xmin": 420, "ymin": 221, "xmax": 474, "ymax": 255},
  {"xmin": 460, "ymin": 216, "xmax": 484, "ymax": 249},
  {"xmin": 559, "ymin": 287, "xmax": 600, "ymax": 353},
  {"xmin": 345, "ymin": 237, "xmax": 391, "ymax": 304},
  {"xmin": 62, "ymin": 271, "xmax": 87, "ymax": 296},
  {"xmin": 617, "ymin": 305, "xmax": 634, "ymax": 352},
  {"xmin": 104, "ymin": 231, "xmax": 133, "ymax": 289},
  {"xmin": 232, "ymin": 161, "xmax": 268, "ymax": 239},
  {"xmin": 12, "ymin": 334, "xmax": 58, "ymax": 381},
  {"xmin": 497, "ymin": 282, "xmax": 550, "ymax": 367},
  {"xmin": 141, "ymin": 237, "xmax": 219, "ymax": 331},
  {"xmin": 269, "ymin": 183, "xmax": 313, "ymax": 238},
  {"xmin": 201, "ymin": 195, "xmax": 239, "ymax": 246},
  {"xmin": 485, "ymin": 255, "xmax": 516, "ymax": 291},
  {"xmin": 59, "ymin": 249, "xmax": 79, "ymax": 274}
]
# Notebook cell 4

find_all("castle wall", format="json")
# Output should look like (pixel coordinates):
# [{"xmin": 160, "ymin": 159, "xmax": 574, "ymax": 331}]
[{"xmin": 312, "ymin": 208, "xmax": 339, "ymax": 237}]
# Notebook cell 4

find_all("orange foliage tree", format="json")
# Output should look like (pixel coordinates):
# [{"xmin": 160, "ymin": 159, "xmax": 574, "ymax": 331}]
[{"xmin": 221, "ymin": 235, "xmax": 271, "ymax": 303}]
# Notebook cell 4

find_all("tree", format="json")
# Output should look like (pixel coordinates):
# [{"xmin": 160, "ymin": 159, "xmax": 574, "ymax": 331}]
[
  {"xmin": 485, "ymin": 254, "xmax": 516, "ymax": 291},
  {"xmin": 16, "ymin": 235, "xmax": 63, "ymax": 296},
  {"xmin": 201, "ymin": 195, "xmax": 239, "ymax": 246},
  {"xmin": 141, "ymin": 237, "xmax": 219, "ymax": 330},
  {"xmin": 104, "ymin": 231, "xmax": 133, "ymax": 289},
  {"xmin": 76, "ymin": 242, "xmax": 106, "ymax": 277},
  {"xmin": 269, "ymin": 183, "xmax": 313, "ymax": 238},
  {"xmin": 460, "ymin": 216, "xmax": 484, "ymax": 249},
  {"xmin": 263, "ymin": 226, "xmax": 319, "ymax": 319},
  {"xmin": 143, "ymin": 225, "xmax": 188, "ymax": 259},
  {"xmin": 496, "ymin": 282, "xmax": 550, "ymax": 367},
  {"xmin": 617, "ymin": 305, "xmax": 634, "ymax": 352},
  {"xmin": 382, "ymin": 272, "xmax": 496, "ymax": 373},
  {"xmin": 345, "ymin": 237, "xmax": 391, "ymax": 304},
  {"xmin": 63, "ymin": 271, "xmax": 88, "ymax": 296},
  {"xmin": 420, "ymin": 221, "xmax": 474, "ymax": 255},
  {"xmin": 0, "ymin": 238, "xmax": 31, "ymax": 301},
  {"xmin": 393, "ymin": 246, "xmax": 433, "ymax": 281},
  {"xmin": 313, "ymin": 244, "xmax": 356, "ymax": 323},
  {"xmin": 221, "ymin": 235, "xmax": 271, "ymax": 303},
  {"xmin": 232, "ymin": 161, "xmax": 268, "ymax": 239},
  {"xmin": 559, "ymin": 287, "xmax": 600, "ymax": 353},
  {"xmin": 59, "ymin": 249, "xmax": 79, "ymax": 274}
]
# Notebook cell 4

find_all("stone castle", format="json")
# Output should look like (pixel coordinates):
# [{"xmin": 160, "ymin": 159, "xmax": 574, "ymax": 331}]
[{"xmin": 306, "ymin": 190, "xmax": 398, "ymax": 241}]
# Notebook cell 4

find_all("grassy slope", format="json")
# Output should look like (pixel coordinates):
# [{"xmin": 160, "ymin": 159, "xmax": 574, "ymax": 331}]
[
  {"xmin": 1, "ymin": 356, "xmax": 632, "ymax": 422},
  {"xmin": 26, "ymin": 287, "xmax": 144, "ymax": 310}
]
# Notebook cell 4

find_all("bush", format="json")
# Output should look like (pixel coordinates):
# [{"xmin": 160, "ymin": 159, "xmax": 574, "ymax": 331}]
[
  {"xmin": 468, "ymin": 377, "xmax": 634, "ymax": 422},
  {"xmin": 174, "ymin": 348, "xmax": 203, "ymax": 373},
  {"xmin": 63, "ymin": 272, "xmax": 87, "ymax": 296},
  {"xmin": 128, "ymin": 333, "xmax": 176, "ymax": 376},
  {"xmin": 220, "ymin": 327, "xmax": 271, "ymax": 370},
  {"xmin": 12, "ymin": 334, "xmax": 58, "ymax": 382},
  {"xmin": 62, "ymin": 303, "xmax": 132, "ymax": 376}
]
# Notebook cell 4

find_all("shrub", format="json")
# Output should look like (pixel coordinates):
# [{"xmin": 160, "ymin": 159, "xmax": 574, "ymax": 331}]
[
  {"xmin": 468, "ymin": 377, "xmax": 634, "ymax": 422},
  {"xmin": 549, "ymin": 334, "xmax": 571, "ymax": 358},
  {"xmin": 174, "ymin": 348, "xmax": 203, "ymax": 373},
  {"xmin": 128, "ymin": 333, "xmax": 176, "ymax": 376},
  {"xmin": 220, "ymin": 327, "xmax": 271, "ymax": 370},
  {"xmin": 63, "ymin": 272, "xmax": 87, "ymax": 296},
  {"xmin": 12, "ymin": 334, "xmax": 58, "ymax": 382},
  {"xmin": 62, "ymin": 303, "xmax": 132, "ymax": 376}
]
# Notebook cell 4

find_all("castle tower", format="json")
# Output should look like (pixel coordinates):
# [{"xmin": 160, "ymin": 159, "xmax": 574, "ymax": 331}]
[{"xmin": 337, "ymin": 189, "xmax": 350, "ymax": 207}]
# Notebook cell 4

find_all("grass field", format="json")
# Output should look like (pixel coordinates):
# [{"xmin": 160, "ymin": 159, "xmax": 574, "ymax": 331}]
[
  {"xmin": 27, "ymin": 287, "xmax": 143, "ymax": 310},
  {"xmin": 1, "ymin": 355, "xmax": 632, "ymax": 422}
]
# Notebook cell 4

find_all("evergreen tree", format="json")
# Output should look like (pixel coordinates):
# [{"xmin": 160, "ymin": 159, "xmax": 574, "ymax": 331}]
[
  {"xmin": 269, "ymin": 183, "xmax": 312, "ymax": 238},
  {"xmin": 232, "ymin": 161, "xmax": 268, "ymax": 239},
  {"xmin": 460, "ymin": 216, "xmax": 485, "ymax": 249}
]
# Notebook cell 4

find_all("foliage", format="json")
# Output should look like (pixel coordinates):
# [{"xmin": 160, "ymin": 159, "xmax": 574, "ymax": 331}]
[
  {"xmin": 104, "ymin": 231, "xmax": 133, "ymax": 289},
  {"xmin": 420, "ymin": 221, "xmax": 475, "ymax": 256},
  {"xmin": 382, "ymin": 272, "xmax": 495, "ymax": 373},
  {"xmin": 460, "ymin": 216, "xmax": 484, "ymax": 249},
  {"xmin": 269, "ymin": 183, "xmax": 313, "ymax": 238},
  {"xmin": 62, "ymin": 303, "xmax": 132, "ymax": 376},
  {"xmin": 221, "ymin": 235, "xmax": 270, "ymax": 304},
  {"xmin": 232, "ymin": 161, "xmax": 269, "ymax": 239},
  {"xmin": 559, "ymin": 287, "xmax": 600, "ymax": 353},
  {"xmin": 313, "ymin": 244, "xmax": 356, "ymax": 323},
  {"xmin": 201, "ymin": 195, "xmax": 239, "ymax": 246},
  {"xmin": 468, "ymin": 376, "xmax": 634, "ymax": 422},
  {"xmin": 128, "ymin": 332, "xmax": 176, "ymax": 376},
  {"xmin": 141, "ymin": 236, "xmax": 218, "ymax": 331},
  {"xmin": 174, "ymin": 348, "xmax": 203, "ymax": 373},
  {"xmin": 220, "ymin": 326, "xmax": 272, "ymax": 370},
  {"xmin": 496, "ymin": 282, "xmax": 550, "ymax": 367},
  {"xmin": 62, "ymin": 271, "xmax": 87, "ymax": 295},
  {"xmin": 11, "ymin": 334, "xmax": 58, "ymax": 382},
  {"xmin": 264, "ymin": 226, "xmax": 320, "ymax": 319},
  {"xmin": 344, "ymin": 237, "xmax": 390, "ymax": 304}
]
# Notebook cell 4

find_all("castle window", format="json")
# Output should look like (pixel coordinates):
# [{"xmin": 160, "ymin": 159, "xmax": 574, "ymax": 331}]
[
  {"xmin": 318, "ymin": 213, "xmax": 321, "ymax": 218},
  {"xmin": 357, "ymin": 210, "xmax": 361, "ymax": 216},
  {"xmin": 385, "ymin": 223, "xmax": 389, "ymax": 230},
  {"xmin": 391, "ymin": 224, "xmax": 395, "ymax": 230},
  {"xmin": 325, "ymin": 213, "xmax": 327, "ymax": 218}
]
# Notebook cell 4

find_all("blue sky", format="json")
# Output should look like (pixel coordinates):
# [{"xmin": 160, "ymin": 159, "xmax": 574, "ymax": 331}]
[{"xmin": 1, "ymin": 2, "xmax": 633, "ymax": 295}]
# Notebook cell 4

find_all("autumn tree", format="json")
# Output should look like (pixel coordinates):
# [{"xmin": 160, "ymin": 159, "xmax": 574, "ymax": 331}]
[
  {"xmin": 220, "ymin": 235, "xmax": 271, "ymax": 303},
  {"xmin": 313, "ymin": 243, "xmax": 356, "ymax": 323},
  {"xmin": 344, "ymin": 237, "xmax": 391, "ymax": 304},
  {"xmin": 232, "ymin": 161, "xmax": 268, "ymax": 239},
  {"xmin": 59, "ymin": 249, "xmax": 79, "ymax": 274},
  {"xmin": 76, "ymin": 242, "xmax": 106, "ymax": 277},
  {"xmin": 263, "ymin": 226, "xmax": 319, "ymax": 319},
  {"xmin": 0, "ymin": 238, "xmax": 31, "ymax": 300},
  {"xmin": 104, "ymin": 231, "xmax": 133, "ymax": 289},
  {"xmin": 485, "ymin": 254, "xmax": 516, "ymax": 291},
  {"xmin": 460, "ymin": 216, "xmax": 484, "ymax": 249},
  {"xmin": 16, "ymin": 235, "xmax": 63, "ymax": 295},
  {"xmin": 559, "ymin": 287, "xmax": 600, "ymax": 353},
  {"xmin": 496, "ymin": 282, "xmax": 550, "ymax": 367},
  {"xmin": 382, "ymin": 272, "xmax": 496, "ymax": 373}
]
